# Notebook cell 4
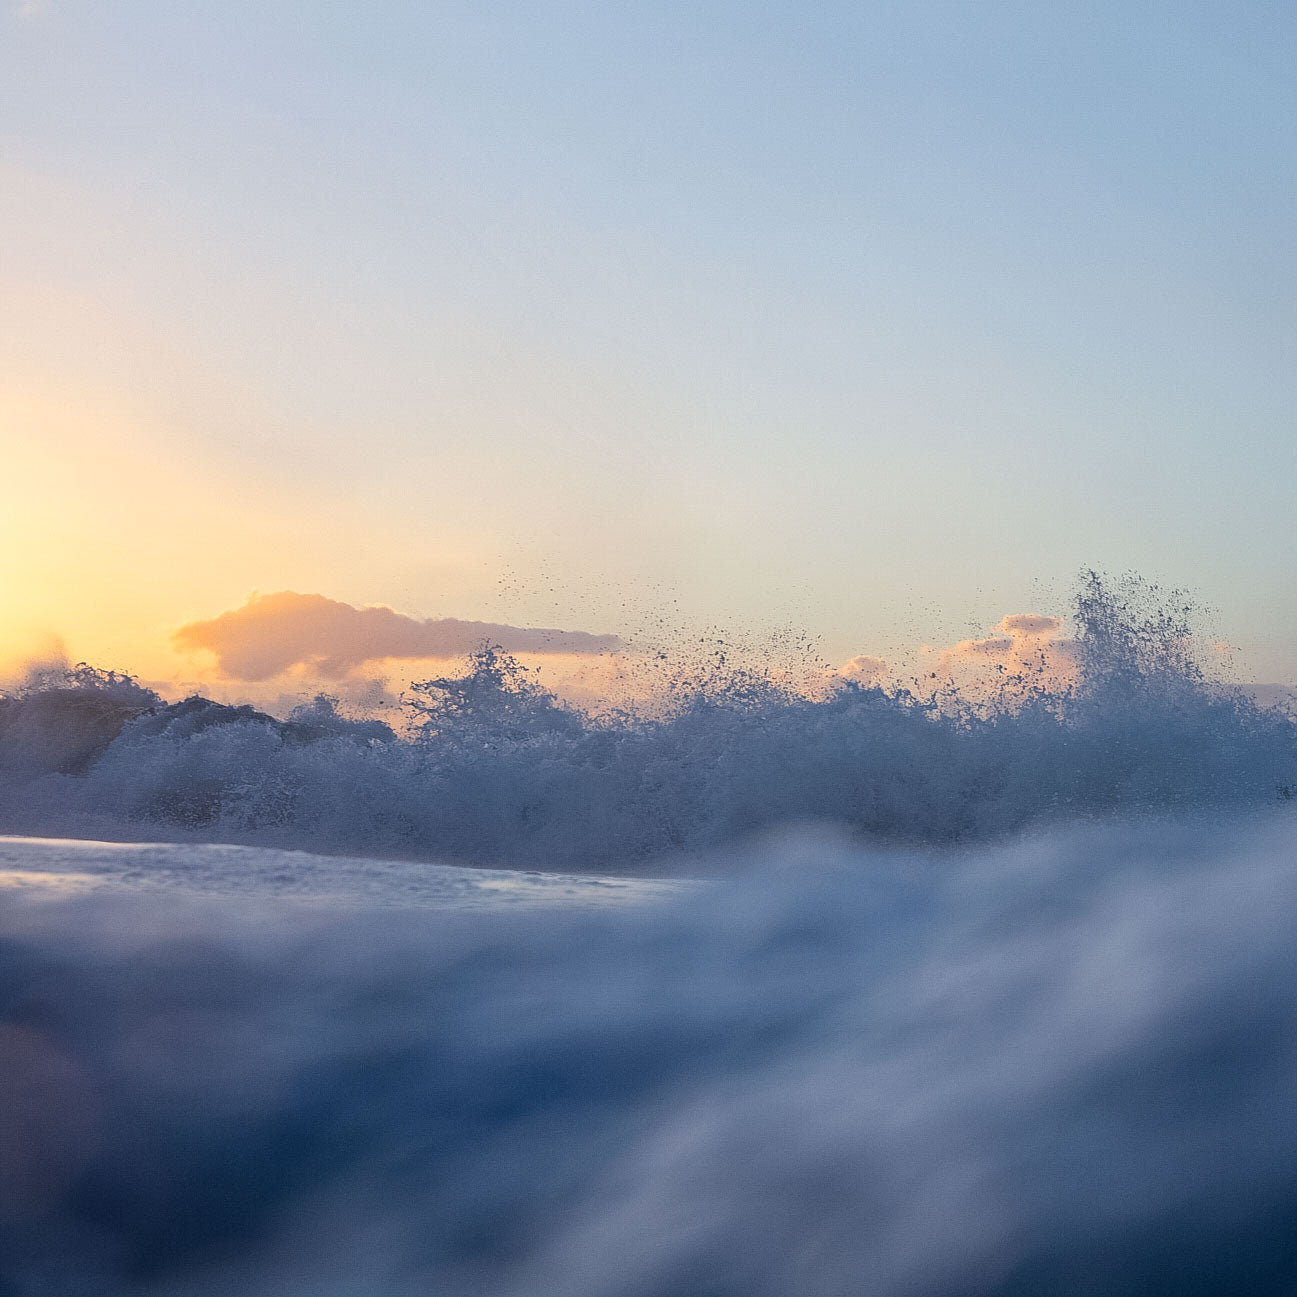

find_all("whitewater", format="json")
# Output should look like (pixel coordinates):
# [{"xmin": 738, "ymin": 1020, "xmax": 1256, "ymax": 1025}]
[{"xmin": 3, "ymin": 574, "xmax": 1297, "ymax": 1294}]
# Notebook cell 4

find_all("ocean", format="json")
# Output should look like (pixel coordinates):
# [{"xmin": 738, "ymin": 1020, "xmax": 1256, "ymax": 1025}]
[{"xmin": 2, "ymin": 574, "xmax": 1296, "ymax": 1294}]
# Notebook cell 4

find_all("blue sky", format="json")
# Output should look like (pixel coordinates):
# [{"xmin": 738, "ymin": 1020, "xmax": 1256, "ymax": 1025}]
[{"xmin": 2, "ymin": 1, "xmax": 1294, "ymax": 683}]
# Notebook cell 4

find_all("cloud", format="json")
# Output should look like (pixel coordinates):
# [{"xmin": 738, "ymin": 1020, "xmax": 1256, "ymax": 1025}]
[
  {"xmin": 831, "ymin": 654, "xmax": 889, "ymax": 687},
  {"xmin": 831, "ymin": 615, "xmax": 1078, "ymax": 704},
  {"xmin": 174, "ymin": 592, "xmax": 622, "ymax": 681},
  {"xmin": 922, "ymin": 613, "xmax": 1077, "ymax": 695}
]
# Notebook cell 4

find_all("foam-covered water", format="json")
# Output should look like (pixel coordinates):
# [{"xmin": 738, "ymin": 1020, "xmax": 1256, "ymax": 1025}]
[
  {"xmin": 0, "ymin": 835, "xmax": 686, "ymax": 909},
  {"xmin": 4, "ymin": 818, "xmax": 1297, "ymax": 1294},
  {"xmin": 1, "ymin": 575, "xmax": 1294, "ymax": 868}
]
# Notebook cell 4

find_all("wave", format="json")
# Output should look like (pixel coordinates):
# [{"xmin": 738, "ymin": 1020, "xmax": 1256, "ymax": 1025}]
[
  {"xmin": 4, "ymin": 817, "xmax": 1297, "ymax": 1293},
  {"xmin": 1, "ymin": 572, "xmax": 1294, "ymax": 869}
]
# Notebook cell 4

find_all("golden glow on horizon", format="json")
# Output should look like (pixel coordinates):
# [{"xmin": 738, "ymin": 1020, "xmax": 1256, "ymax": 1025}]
[
  {"xmin": 0, "ymin": 385, "xmax": 488, "ymax": 684},
  {"xmin": 1, "ymin": 388, "xmax": 268, "ymax": 674}
]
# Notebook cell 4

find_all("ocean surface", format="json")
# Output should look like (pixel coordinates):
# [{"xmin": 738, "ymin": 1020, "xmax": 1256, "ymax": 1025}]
[{"xmin": 3, "ymin": 575, "xmax": 1297, "ymax": 1293}]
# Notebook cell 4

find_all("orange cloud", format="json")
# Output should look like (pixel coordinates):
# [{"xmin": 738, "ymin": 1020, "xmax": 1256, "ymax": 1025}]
[
  {"xmin": 830, "ymin": 614, "xmax": 1076, "ymax": 704},
  {"xmin": 922, "ymin": 613, "xmax": 1077, "ymax": 695},
  {"xmin": 174, "ymin": 592, "xmax": 622, "ymax": 681},
  {"xmin": 833, "ymin": 654, "xmax": 889, "ymax": 687}
]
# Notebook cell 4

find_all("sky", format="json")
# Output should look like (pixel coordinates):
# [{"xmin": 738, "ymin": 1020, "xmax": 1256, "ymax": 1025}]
[{"xmin": 2, "ymin": 0, "xmax": 1295, "ymax": 697}]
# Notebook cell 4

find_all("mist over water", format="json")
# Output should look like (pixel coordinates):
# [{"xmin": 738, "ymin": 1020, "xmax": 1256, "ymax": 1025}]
[{"xmin": 0, "ymin": 573, "xmax": 1293, "ymax": 868}]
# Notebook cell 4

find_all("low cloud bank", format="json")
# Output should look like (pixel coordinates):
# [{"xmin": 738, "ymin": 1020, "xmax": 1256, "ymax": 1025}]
[{"xmin": 174, "ymin": 591, "xmax": 622, "ymax": 680}]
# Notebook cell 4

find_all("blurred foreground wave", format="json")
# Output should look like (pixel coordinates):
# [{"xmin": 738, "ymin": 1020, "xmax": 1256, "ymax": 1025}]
[{"xmin": 3, "ymin": 817, "xmax": 1297, "ymax": 1293}]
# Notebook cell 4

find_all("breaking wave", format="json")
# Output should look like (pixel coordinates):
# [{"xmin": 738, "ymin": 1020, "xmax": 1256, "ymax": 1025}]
[{"xmin": 1, "ymin": 572, "xmax": 1294, "ymax": 869}]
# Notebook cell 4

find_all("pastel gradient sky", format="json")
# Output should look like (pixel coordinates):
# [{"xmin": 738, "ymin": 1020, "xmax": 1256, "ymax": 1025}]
[{"xmin": 3, "ymin": 1, "xmax": 1295, "ymax": 688}]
